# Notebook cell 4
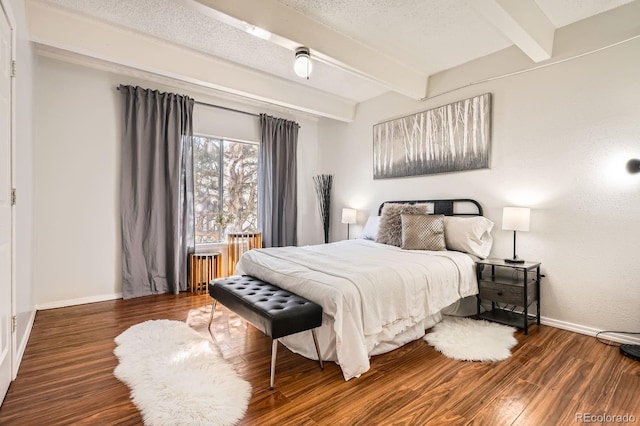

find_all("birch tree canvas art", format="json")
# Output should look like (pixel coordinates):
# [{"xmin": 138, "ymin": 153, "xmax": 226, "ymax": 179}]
[{"xmin": 373, "ymin": 93, "xmax": 491, "ymax": 179}]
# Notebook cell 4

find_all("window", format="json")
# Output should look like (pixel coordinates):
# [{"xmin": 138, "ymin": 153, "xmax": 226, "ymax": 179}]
[{"xmin": 193, "ymin": 135, "xmax": 259, "ymax": 243}]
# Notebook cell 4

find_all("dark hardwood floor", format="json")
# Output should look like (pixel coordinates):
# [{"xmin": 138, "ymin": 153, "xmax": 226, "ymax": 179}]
[{"xmin": 0, "ymin": 293, "xmax": 638, "ymax": 425}]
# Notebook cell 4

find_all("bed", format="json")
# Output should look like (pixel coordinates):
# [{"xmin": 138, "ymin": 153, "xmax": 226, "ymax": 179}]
[{"xmin": 235, "ymin": 199, "xmax": 493, "ymax": 380}]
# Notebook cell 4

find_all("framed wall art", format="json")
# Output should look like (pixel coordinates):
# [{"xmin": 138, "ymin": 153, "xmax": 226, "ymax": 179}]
[{"xmin": 373, "ymin": 93, "xmax": 491, "ymax": 179}]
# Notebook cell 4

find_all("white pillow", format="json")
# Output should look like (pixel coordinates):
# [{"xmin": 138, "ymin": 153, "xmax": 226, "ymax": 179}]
[
  {"xmin": 360, "ymin": 216, "xmax": 381, "ymax": 240},
  {"xmin": 443, "ymin": 216, "xmax": 494, "ymax": 258}
]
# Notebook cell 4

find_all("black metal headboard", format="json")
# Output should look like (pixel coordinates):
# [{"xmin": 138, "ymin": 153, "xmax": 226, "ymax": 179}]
[{"xmin": 378, "ymin": 199, "xmax": 483, "ymax": 216}]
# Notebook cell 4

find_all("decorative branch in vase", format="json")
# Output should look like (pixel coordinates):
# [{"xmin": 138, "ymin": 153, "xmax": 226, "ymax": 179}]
[{"xmin": 313, "ymin": 174, "xmax": 333, "ymax": 244}]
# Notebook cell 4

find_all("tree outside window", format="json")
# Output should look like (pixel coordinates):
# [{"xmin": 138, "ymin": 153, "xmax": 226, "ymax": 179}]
[{"xmin": 193, "ymin": 136, "xmax": 258, "ymax": 243}]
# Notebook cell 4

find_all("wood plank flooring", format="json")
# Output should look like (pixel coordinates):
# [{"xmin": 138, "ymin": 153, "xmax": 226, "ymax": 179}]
[{"xmin": 0, "ymin": 293, "xmax": 638, "ymax": 425}]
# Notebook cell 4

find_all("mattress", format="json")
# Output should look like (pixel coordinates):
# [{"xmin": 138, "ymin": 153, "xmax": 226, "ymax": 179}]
[{"xmin": 235, "ymin": 239, "xmax": 478, "ymax": 380}]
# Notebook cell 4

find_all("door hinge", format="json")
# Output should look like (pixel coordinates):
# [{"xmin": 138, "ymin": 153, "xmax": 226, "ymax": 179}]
[
  {"xmin": 10, "ymin": 60, "xmax": 16, "ymax": 78},
  {"xmin": 11, "ymin": 188, "xmax": 16, "ymax": 206},
  {"xmin": 11, "ymin": 316, "xmax": 16, "ymax": 333}
]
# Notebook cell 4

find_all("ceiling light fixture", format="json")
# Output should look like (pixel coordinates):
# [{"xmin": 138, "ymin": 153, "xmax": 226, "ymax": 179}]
[{"xmin": 294, "ymin": 47, "xmax": 312, "ymax": 79}]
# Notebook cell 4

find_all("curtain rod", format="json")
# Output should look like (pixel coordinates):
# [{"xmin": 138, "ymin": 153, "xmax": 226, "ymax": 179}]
[
  {"xmin": 115, "ymin": 86, "xmax": 259, "ymax": 118},
  {"xmin": 195, "ymin": 101, "xmax": 259, "ymax": 118}
]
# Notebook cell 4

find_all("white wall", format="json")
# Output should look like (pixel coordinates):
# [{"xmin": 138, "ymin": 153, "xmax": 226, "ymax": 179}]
[
  {"xmin": 34, "ymin": 58, "xmax": 120, "ymax": 307},
  {"xmin": 318, "ymin": 37, "xmax": 640, "ymax": 335},
  {"xmin": 33, "ymin": 57, "xmax": 321, "ymax": 308},
  {"xmin": 11, "ymin": 0, "xmax": 36, "ymax": 367}
]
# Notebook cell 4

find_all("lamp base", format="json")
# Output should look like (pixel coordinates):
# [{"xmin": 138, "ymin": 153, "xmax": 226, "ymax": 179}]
[
  {"xmin": 505, "ymin": 257, "xmax": 525, "ymax": 264},
  {"xmin": 621, "ymin": 344, "xmax": 640, "ymax": 361}
]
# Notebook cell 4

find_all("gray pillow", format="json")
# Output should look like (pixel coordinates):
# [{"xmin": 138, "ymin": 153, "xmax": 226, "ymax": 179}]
[
  {"xmin": 376, "ymin": 203, "xmax": 430, "ymax": 246},
  {"xmin": 401, "ymin": 214, "xmax": 446, "ymax": 251}
]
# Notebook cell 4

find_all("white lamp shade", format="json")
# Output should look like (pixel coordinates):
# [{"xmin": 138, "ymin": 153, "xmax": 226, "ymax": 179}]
[
  {"xmin": 341, "ymin": 208, "xmax": 356, "ymax": 224},
  {"xmin": 294, "ymin": 52, "xmax": 312, "ymax": 78},
  {"xmin": 502, "ymin": 207, "xmax": 530, "ymax": 232}
]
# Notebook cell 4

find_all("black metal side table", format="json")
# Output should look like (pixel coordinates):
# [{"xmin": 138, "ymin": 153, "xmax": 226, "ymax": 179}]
[{"xmin": 476, "ymin": 258, "xmax": 542, "ymax": 334}]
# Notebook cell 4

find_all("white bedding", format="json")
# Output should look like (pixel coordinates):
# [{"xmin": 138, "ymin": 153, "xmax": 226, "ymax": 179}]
[{"xmin": 235, "ymin": 239, "xmax": 478, "ymax": 380}]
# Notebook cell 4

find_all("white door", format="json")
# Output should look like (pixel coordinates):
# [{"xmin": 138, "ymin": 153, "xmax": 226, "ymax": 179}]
[{"xmin": 0, "ymin": 2, "xmax": 12, "ymax": 404}]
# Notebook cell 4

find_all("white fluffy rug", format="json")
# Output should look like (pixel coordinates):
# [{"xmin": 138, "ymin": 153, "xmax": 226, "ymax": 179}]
[
  {"xmin": 424, "ymin": 316, "xmax": 518, "ymax": 362},
  {"xmin": 114, "ymin": 320, "xmax": 251, "ymax": 426}
]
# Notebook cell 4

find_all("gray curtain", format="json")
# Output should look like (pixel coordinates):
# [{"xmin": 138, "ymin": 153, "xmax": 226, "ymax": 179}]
[
  {"xmin": 119, "ymin": 85, "xmax": 195, "ymax": 299},
  {"xmin": 258, "ymin": 114, "xmax": 299, "ymax": 247}
]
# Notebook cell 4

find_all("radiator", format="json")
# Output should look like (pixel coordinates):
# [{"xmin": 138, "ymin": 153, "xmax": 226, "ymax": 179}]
[
  {"xmin": 227, "ymin": 232, "xmax": 262, "ymax": 276},
  {"xmin": 189, "ymin": 253, "xmax": 222, "ymax": 294}
]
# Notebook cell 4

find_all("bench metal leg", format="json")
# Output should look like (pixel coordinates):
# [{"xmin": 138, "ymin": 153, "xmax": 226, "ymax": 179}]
[
  {"xmin": 311, "ymin": 329, "xmax": 324, "ymax": 370},
  {"xmin": 270, "ymin": 330, "xmax": 322, "ymax": 390},
  {"xmin": 207, "ymin": 299, "xmax": 218, "ymax": 341},
  {"xmin": 270, "ymin": 339, "xmax": 278, "ymax": 390}
]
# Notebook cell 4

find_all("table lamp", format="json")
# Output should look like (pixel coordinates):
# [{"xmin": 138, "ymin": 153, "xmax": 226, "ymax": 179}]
[
  {"xmin": 502, "ymin": 207, "xmax": 530, "ymax": 264},
  {"xmin": 341, "ymin": 208, "xmax": 356, "ymax": 240}
]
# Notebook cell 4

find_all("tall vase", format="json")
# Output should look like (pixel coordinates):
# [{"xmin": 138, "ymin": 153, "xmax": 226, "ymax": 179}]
[{"xmin": 313, "ymin": 174, "xmax": 333, "ymax": 243}]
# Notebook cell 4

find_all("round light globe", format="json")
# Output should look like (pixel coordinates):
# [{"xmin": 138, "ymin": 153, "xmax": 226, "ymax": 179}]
[{"xmin": 294, "ymin": 48, "xmax": 312, "ymax": 78}]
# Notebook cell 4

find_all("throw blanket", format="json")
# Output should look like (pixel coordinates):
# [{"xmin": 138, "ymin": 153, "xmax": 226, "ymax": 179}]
[{"xmin": 236, "ymin": 239, "xmax": 477, "ymax": 380}]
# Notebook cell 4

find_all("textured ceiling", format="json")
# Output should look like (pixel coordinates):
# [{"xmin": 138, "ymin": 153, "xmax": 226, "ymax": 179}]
[
  {"xmin": 44, "ymin": 0, "xmax": 388, "ymax": 102},
  {"xmin": 276, "ymin": 0, "xmax": 514, "ymax": 75},
  {"xmin": 40, "ymin": 0, "xmax": 638, "ymax": 106}
]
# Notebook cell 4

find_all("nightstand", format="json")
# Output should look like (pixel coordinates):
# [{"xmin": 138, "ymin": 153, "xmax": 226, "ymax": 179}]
[{"xmin": 476, "ymin": 258, "xmax": 542, "ymax": 334}]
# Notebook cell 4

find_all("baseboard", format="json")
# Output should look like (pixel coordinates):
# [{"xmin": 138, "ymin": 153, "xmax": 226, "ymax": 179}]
[
  {"xmin": 541, "ymin": 316, "xmax": 640, "ymax": 345},
  {"xmin": 13, "ymin": 309, "xmax": 36, "ymax": 379},
  {"xmin": 36, "ymin": 293, "xmax": 123, "ymax": 311}
]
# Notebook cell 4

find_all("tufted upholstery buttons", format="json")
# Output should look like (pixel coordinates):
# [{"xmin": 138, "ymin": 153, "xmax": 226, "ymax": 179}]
[{"xmin": 209, "ymin": 275, "xmax": 323, "ymax": 339}]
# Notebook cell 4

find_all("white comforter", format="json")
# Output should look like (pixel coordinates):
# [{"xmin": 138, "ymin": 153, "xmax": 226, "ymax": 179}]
[{"xmin": 235, "ymin": 239, "xmax": 478, "ymax": 380}]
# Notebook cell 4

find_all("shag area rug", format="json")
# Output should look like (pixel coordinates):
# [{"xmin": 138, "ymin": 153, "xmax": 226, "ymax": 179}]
[
  {"xmin": 114, "ymin": 319, "xmax": 251, "ymax": 426},
  {"xmin": 424, "ymin": 316, "xmax": 518, "ymax": 361}
]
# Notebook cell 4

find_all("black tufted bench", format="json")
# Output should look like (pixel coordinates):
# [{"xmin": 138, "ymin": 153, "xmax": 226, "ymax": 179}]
[{"xmin": 208, "ymin": 275, "xmax": 324, "ymax": 389}]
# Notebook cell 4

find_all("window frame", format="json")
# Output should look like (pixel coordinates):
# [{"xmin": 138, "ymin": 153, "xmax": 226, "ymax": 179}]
[{"xmin": 193, "ymin": 133, "xmax": 259, "ymax": 250}]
